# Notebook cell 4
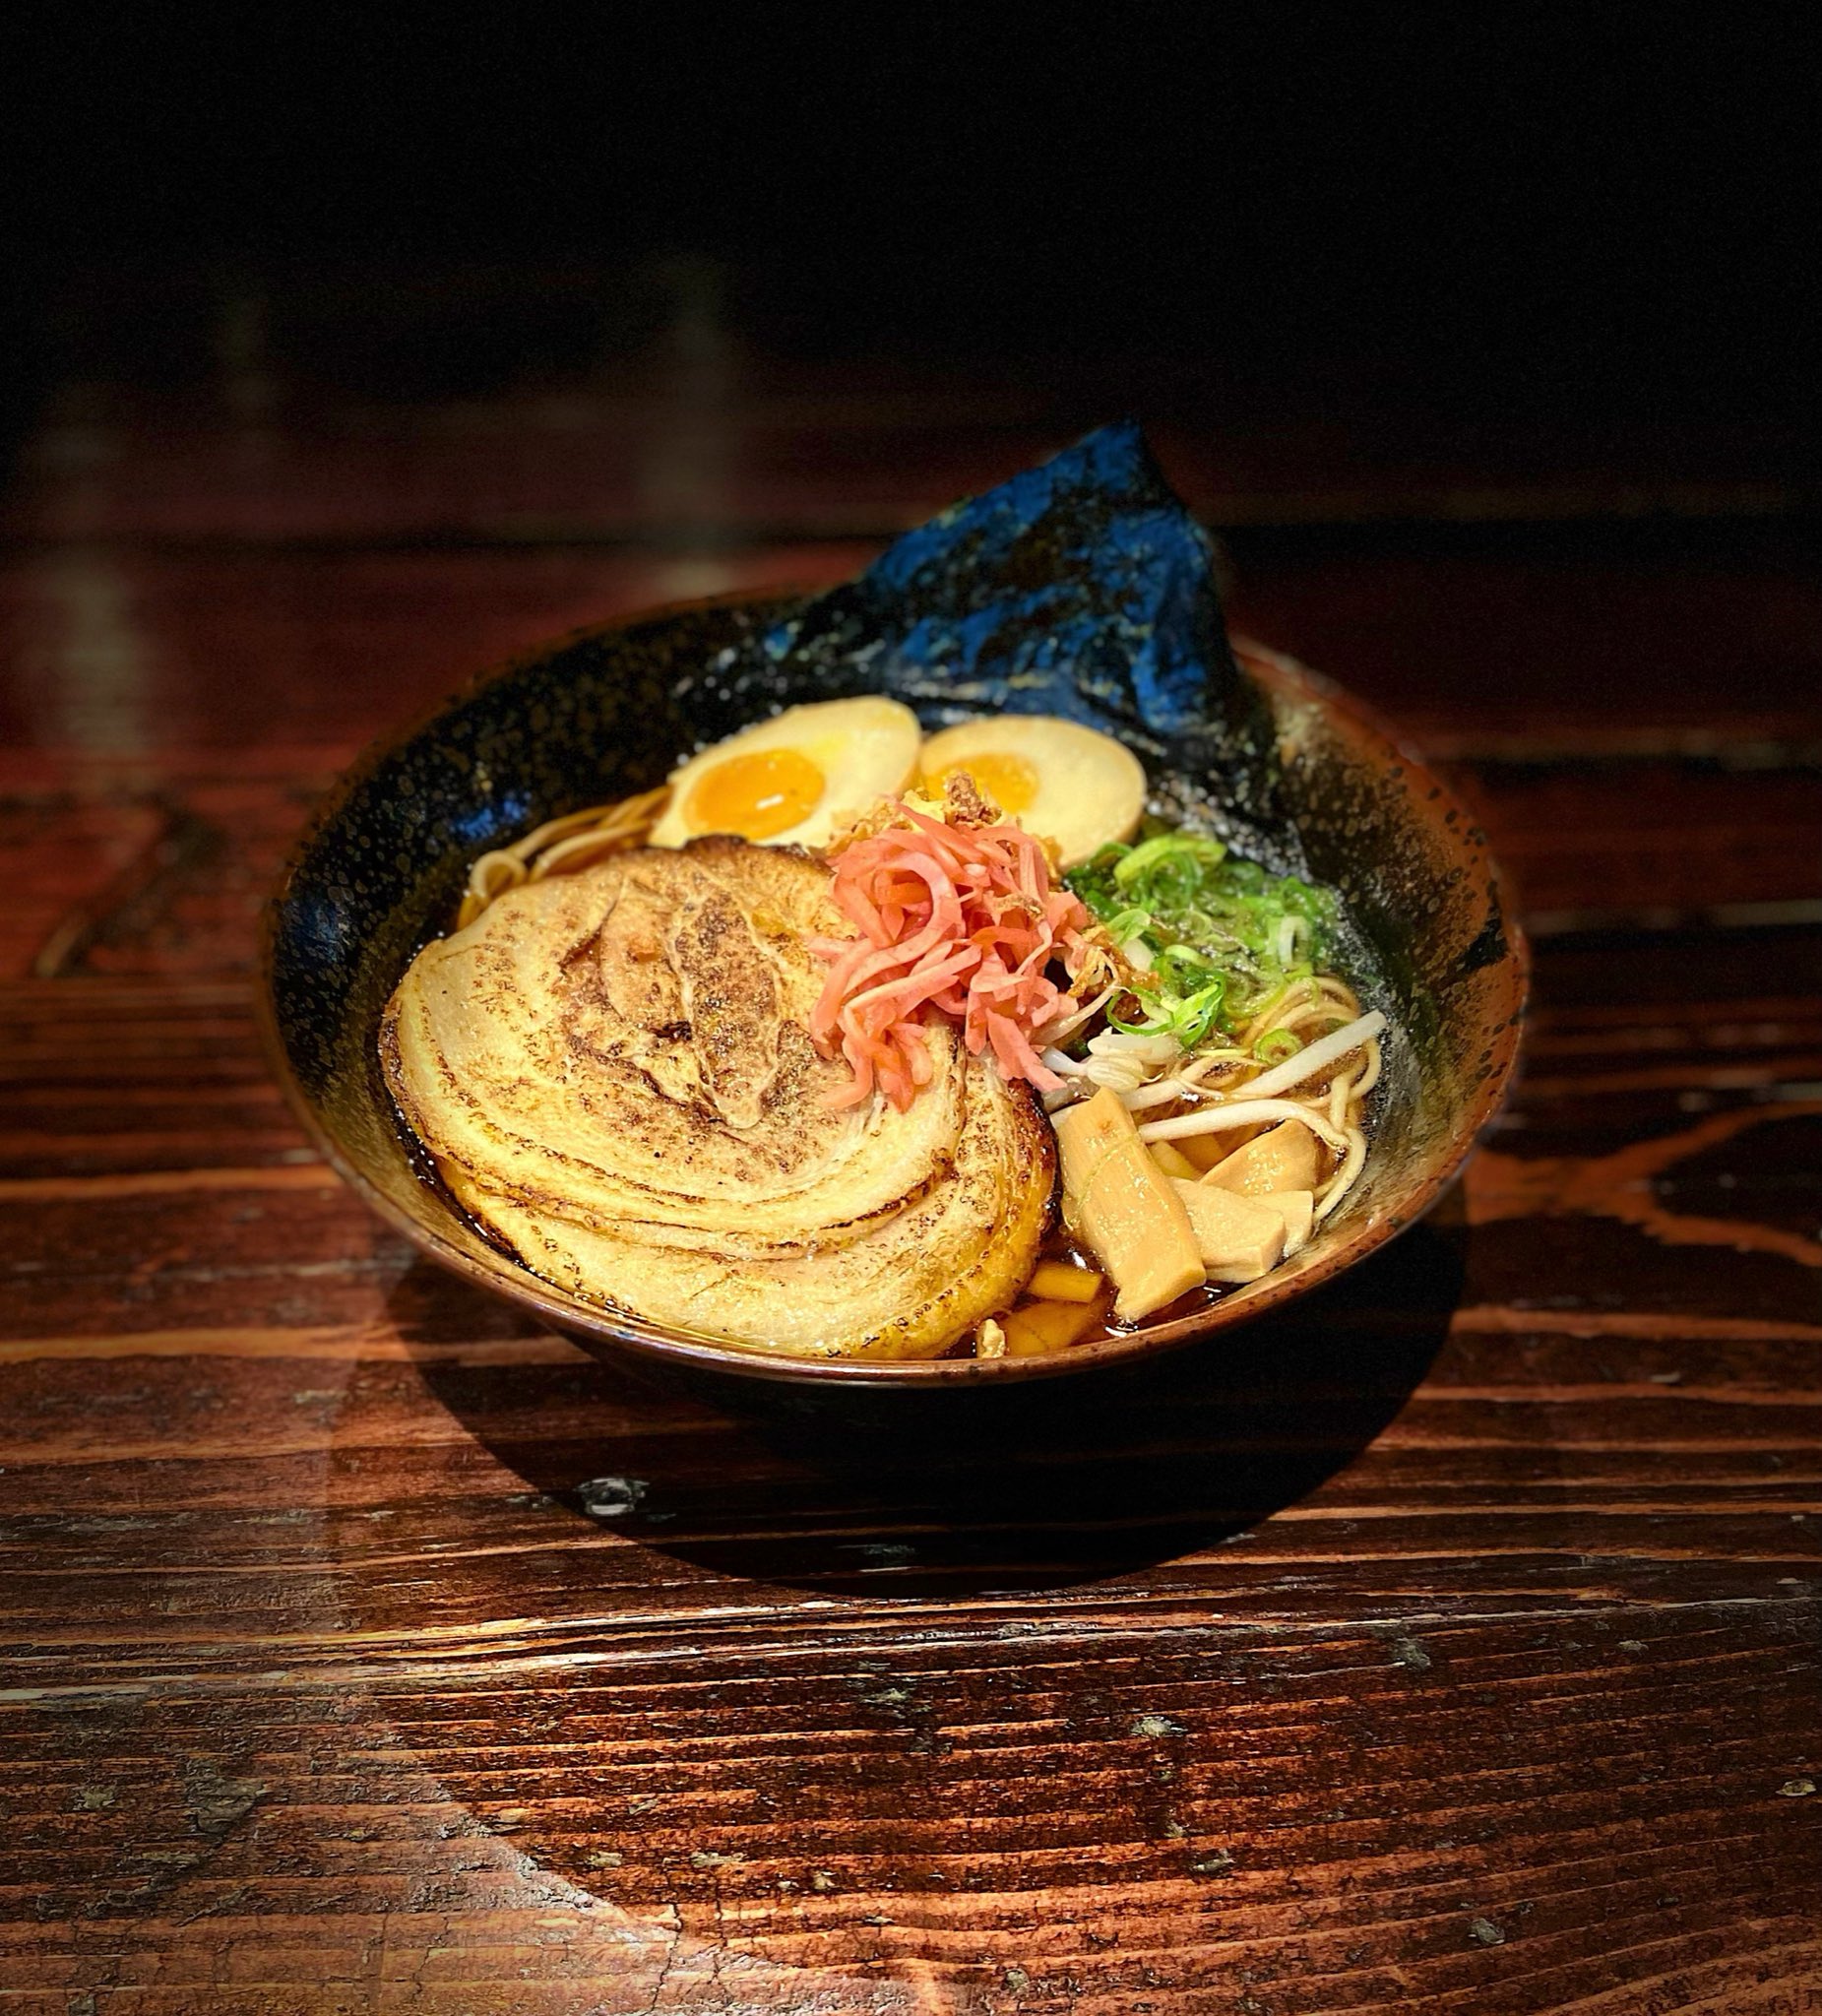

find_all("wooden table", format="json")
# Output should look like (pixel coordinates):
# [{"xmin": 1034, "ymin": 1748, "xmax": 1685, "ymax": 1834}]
[{"xmin": 4, "ymin": 265, "xmax": 1819, "ymax": 2014}]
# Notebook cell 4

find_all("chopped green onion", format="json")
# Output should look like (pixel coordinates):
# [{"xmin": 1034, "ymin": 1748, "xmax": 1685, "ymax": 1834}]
[
  {"xmin": 1109, "ymin": 975, "xmax": 1228, "ymax": 1047},
  {"xmin": 1100, "ymin": 905, "xmax": 1154, "ymax": 945},
  {"xmin": 1113, "ymin": 830, "xmax": 1225, "ymax": 889},
  {"xmin": 1067, "ymin": 827, "xmax": 1339, "ymax": 1047},
  {"xmin": 1254, "ymin": 1028, "xmax": 1303, "ymax": 1064}
]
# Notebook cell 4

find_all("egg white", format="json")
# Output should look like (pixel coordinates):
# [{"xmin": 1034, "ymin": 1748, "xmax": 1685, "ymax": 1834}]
[
  {"xmin": 917, "ymin": 715, "xmax": 1147, "ymax": 866},
  {"xmin": 651, "ymin": 696, "xmax": 921, "ymax": 850}
]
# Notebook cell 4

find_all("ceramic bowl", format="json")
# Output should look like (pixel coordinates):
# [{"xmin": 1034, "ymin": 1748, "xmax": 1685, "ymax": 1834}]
[{"xmin": 260, "ymin": 595, "xmax": 1526, "ymax": 1390}]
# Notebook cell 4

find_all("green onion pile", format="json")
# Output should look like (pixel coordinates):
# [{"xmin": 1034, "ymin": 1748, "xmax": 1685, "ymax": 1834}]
[{"xmin": 1065, "ymin": 828, "xmax": 1339, "ymax": 1047}]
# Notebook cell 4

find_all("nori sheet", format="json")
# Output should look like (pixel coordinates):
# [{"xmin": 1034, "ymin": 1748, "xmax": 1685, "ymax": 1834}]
[{"xmin": 669, "ymin": 420, "xmax": 1300, "ymax": 866}]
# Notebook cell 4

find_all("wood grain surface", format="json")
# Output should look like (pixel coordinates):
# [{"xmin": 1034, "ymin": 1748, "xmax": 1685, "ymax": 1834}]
[{"xmin": 2, "ymin": 265, "xmax": 1818, "ymax": 2016}]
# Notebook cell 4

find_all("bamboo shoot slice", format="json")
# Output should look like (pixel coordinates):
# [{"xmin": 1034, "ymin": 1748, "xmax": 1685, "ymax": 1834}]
[
  {"xmin": 1200, "ymin": 1121, "xmax": 1321, "ymax": 1197},
  {"xmin": 1170, "ymin": 1180, "xmax": 1287, "ymax": 1283},
  {"xmin": 1177, "ymin": 1124, "xmax": 1260, "ymax": 1173},
  {"xmin": 1147, "ymin": 1140, "xmax": 1202, "ymax": 1182},
  {"xmin": 1003, "ymin": 1299, "xmax": 1102, "ymax": 1354},
  {"xmin": 1027, "ymin": 1259, "xmax": 1103, "ymax": 1303},
  {"xmin": 1265, "ymin": 1189, "xmax": 1315, "ymax": 1257},
  {"xmin": 1053, "ymin": 1088, "xmax": 1206, "ymax": 1321}
]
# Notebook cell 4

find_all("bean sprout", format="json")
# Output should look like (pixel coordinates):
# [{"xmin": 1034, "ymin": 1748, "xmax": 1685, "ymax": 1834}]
[{"xmin": 1235, "ymin": 1010, "xmax": 1386, "ymax": 1102}]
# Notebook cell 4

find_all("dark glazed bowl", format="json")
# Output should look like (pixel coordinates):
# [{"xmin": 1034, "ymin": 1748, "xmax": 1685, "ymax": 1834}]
[{"xmin": 260, "ymin": 595, "xmax": 1526, "ymax": 1390}]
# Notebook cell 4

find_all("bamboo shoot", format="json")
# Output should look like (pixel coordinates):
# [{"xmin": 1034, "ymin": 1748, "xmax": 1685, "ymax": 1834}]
[
  {"xmin": 1266, "ymin": 1188, "xmax": 1314, "ymax": 1257},
  {"xmin": 1200, "ymin": 1120, "xmax": 1321, "ymax": 1197},
  {"xmin": 1170, "ymin": 1180, "xmax": 1287, "ymax": 1283},
  {"xmin": 1147, "ymin": 1140, "xmax": 1202, "ymax": 1181},
  {"xmin": 1052, "ymin": 1088, "xmax": 1206, "ymax": 1320},
  {"xmin": 1003, "ymin": 1299, "xmax": 1102, "ymax": 1354},
  {"xmin": 1027, "ymin": 1259, "xmax": 1103, "ymax": 1303}
]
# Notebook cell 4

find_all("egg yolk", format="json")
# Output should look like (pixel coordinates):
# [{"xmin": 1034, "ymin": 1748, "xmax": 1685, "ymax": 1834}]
[
  {"xmin": 684, "ymin": 747, "xmax": 826, "ymax": 840},
  {"xmin": 925, "ymin": 752, "xmax": 1039, "ymax": 817}
]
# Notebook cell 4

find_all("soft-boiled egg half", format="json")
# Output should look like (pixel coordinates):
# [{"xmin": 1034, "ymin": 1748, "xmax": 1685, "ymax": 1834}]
[
  {"xmin": 918, "ymin": 715, "xmax": 1147, "ymax": 866},
  {"xmin": 651, "ymin": 696, "xmax": 921, "ymax": 851}
]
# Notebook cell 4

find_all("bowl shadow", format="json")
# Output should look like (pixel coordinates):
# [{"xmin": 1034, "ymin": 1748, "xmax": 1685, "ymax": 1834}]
[{"xmin": 403, "ymin": 1217, "xmax": 1465, "ymax": 1600}]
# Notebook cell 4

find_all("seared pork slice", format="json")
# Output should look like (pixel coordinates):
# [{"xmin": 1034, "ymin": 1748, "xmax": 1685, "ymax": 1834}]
[
  {"xmin": 385, "ymin": 838, "xmax": 963, "ymax": 1250},
  {"xmin": 386, "ymin": 836, "xmax": 1055, "ymax": 1358},
  {"xmin": 449, "ymin": 1057, "xmax": 1052, "ymax": 1358}
]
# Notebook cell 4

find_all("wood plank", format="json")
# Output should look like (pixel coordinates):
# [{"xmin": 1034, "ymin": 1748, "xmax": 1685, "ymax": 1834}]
[
  {"xmin": 3, "ymin": 740, "xmax": 1818, "ymax": 982},
  {"xmin": 4, "ymin": 529, "xmax": 1821, "ymax": 769},
  {"xmin": 0, "ymin": 545, "xmax": 872, "ymax": 767},
  {"xmin": 4, "ymin": 276, "xmax": 1820, "ymax": 2006},
  {"xmin": 0, "ymin": 1597, "xmax": 1816, "ymax": 2011},
  {"xmin": 6, "ymin": 257, "xmax": 1816, "ymax": 549}
]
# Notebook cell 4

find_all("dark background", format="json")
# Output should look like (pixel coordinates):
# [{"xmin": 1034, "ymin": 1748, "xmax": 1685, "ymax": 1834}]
[{"xmin": 4, "ymin": 10, "xmax": 1816, "ymax": 451}]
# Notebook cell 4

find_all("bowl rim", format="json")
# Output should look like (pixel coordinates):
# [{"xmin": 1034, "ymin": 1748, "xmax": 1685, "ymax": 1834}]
[{"xmin": 257, "ymin": 592, "xmax": 1529, "ymax": 1388}]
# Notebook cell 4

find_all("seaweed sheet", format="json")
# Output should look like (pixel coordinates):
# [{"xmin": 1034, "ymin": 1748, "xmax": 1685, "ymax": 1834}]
[{"xmin": 670, "ymin": 420, "xmax": 1304, "ymax": 871}]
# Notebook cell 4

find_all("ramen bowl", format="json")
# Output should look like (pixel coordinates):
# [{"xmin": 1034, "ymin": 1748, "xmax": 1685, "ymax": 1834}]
[{"xmin": 260, "ymin": 594, "xmax": 1526, "ymax": 1392}]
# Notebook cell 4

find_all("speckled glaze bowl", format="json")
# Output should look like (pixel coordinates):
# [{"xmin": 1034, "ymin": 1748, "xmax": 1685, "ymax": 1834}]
[{"xmin": 260, "ymin": 595, "xmax": 1526, "ymax": 1389}]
